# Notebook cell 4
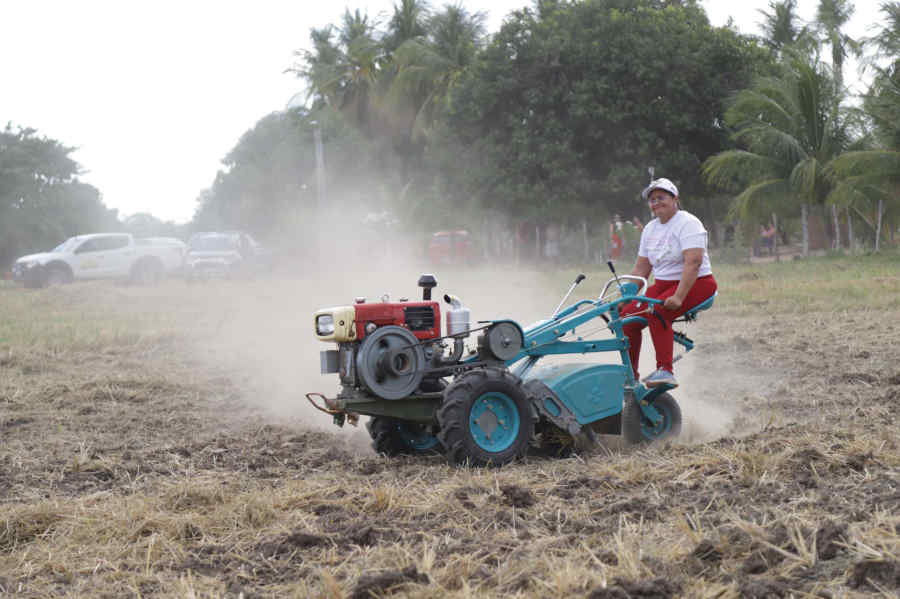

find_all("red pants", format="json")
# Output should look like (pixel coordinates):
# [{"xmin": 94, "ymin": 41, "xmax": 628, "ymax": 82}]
[{"xmin": 620, "ymin": 275, "xmax": 717, "ymax": 378}]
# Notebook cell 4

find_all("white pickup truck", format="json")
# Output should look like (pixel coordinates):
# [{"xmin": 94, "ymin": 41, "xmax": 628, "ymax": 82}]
[{"xmin": 11, "ymin": 233, "xmax": 186, "ymax": 288}]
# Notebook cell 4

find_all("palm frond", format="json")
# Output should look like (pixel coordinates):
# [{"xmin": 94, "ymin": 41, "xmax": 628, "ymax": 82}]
[
  {"xmin": 827, "ymin": 178, "xmax": 885, "ymax": 209},
  {"xmin": 726, "ymin": 86, "xmax": 796, "ymax": 134},
  {"xmin": 788, "ymin": 156, "xmax": 823, "ymax": 202},
  {"xmin": 826, "ymin": 150, "xmax": 900, "ymax": 181},
  {"xmin": 732, "ymin": 124, "xmax": 807, "ymax": 166},
  {"xmin": 728, "ymin": 178, "xmax": 792, "ymax": 221},
  {"xmin": 702, "ymin": 150, "xmax": 781, "ymax": 190}
]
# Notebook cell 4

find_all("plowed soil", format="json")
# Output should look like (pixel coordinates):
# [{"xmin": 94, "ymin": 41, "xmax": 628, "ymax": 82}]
[{"xmin": 1, "ymin": 261, "xmax": 898, "ymax": 598}]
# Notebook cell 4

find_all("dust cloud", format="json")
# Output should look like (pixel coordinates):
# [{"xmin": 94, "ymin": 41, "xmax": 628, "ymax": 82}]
[{"xmin": 183, "ymin": 256, "xmax": 562, "ymax": 435}]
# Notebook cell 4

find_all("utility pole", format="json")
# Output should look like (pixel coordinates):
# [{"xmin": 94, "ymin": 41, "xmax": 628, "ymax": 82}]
[
  {"xmin": 312, "ymin": 120, "xmax": 326, "ymax": 265},
  {"xmin": 283, "ymin": 94, "xmax": 328, "ymax": 266},
  {"xmin": 313, "ymin": 122, "xmax": 326, "ymax": 214}
]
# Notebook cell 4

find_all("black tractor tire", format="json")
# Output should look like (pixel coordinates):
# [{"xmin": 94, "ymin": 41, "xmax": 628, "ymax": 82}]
[
  {"xmin": 418, "ymin": 378, "xmax": 446, "ymax": 393},
  {"xmin": 437, "ymin": 367, "xmax": 536, "ymax": 467},
  {"xmin": 366, "ymin": 417, "xmax": 442, "ymax": 456},
  {"xmin": 622, "ymin": 392, "xmax": 682, "ymax": 445},
  {"xmin": 131, "ymin": 258, "xmax": 164, "ymax": 285}
]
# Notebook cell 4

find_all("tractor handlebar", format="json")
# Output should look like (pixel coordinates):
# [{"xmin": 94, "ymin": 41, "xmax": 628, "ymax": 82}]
[
  {"xmin": 601, "ymin": 294, "xmax": 662, "ymax": 312},
  {"xmin": 547, "ymin": 275, "xmax": 660, "ymax": 330},
  {"xmin": 599, "ymin": 275, "xmax": 648, "ymax": 300}
]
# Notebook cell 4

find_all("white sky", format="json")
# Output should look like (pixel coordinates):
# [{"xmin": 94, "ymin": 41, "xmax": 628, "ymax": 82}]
[{"xmin": 0, "ymin": 0, "xmax": 880, "ymax": 223}]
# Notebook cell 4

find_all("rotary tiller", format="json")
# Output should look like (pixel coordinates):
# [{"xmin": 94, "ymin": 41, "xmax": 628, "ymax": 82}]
[{"xmin": 308, "ymin": 265, "xmax": 714, "ymax": 465}]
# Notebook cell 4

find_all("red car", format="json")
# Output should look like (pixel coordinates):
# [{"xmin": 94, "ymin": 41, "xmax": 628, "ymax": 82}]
[{"xmin": 427, "ymin": 230, "xmax": 473, "ymax": 265}]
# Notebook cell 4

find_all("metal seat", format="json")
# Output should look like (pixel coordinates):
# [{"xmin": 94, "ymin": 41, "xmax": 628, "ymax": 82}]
[{"xmin": 680, "ymin": 292, "xmax": 717, "ymax": 322}]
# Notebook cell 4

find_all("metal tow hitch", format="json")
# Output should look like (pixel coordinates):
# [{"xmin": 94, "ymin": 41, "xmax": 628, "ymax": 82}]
[{"xmin": 305, "ymin": 393, "xmax": 359, "ymax": 427}]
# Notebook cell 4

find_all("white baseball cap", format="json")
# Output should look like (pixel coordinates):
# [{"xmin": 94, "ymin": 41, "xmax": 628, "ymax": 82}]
[{"xmin": 642, "ymin": 178, "xmax": 678, "ymax": 200}]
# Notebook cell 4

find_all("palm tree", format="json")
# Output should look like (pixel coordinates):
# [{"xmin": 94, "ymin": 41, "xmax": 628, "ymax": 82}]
[
  {"xmin": 293, "ymin": 26, "xmax": 342, "ymax": 107},
  {"xmin": 815, "ymin": 0, "xmax": 860, "ymax": 94},
  {"xmin": 334, "ymin": 9, "xmax": 383, "ymax": 129},
  {"xmin": 387, "ymin": 3, "xmax": 486, "ymax": 140},
  {"xmin": 867, "ymin": 1, "xmax": 900, "ymax": 61},
  {"xmin": 757, "ymin": 0, "xmax": 814, "ymax": 56},
  {"xmin": 814, "ymin": 0, "xmax": 863, "ymax": 248},
  {"xmin": 383, "ymin": 0, "xmax": 430, "ymax": 54},
  {"xmin": 378, "ymin": 0, "xmax": 431, "ymax": 137},
  {"xmin": 702, "ymin": 60, "xmax": 849, "ymax": 256},
  {"xmin": 290, "ymin": 10, "xmax": 382, "ymax": 131},
  {"xmin": 825, "ymin": 2, "xmax": 900, "ymax": 251}
]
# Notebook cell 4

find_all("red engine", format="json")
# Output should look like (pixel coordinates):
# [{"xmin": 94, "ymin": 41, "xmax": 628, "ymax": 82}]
[
  {"xmin": 316, "ymin": 274, "xmax": 471, "ymax": 401},
  {"xmin": 353, "ymin": 301, "xmax": 442, "ymax": 341}
]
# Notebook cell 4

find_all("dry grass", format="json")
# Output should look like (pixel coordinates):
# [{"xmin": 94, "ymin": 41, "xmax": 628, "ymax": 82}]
[{"xmin": 1, "ymin": 257, "xmax": 899, "ymax": 597}]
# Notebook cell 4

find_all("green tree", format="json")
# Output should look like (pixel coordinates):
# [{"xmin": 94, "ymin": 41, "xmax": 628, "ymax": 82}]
[
  {"xmin": 388, "ymin": 3, "xmax": 486, "ymax": 141},
  {"xmin": 290, "ymin": 10, "xmax": 383, "ymax": 132},
  {"xmin": 702, "ymin": 60, "xmax": 849, "ymax": 255},
  {"xmin": 122, "ymin": 213, "xmax": 184, "ymax": 239},
  {"xmin": 815, "ymin": 0, "xmax": 860, "ymax": 95},
  {"xmin": 757, "ymin": 0, "xmax": 815, "ymax": 55},
  {"xmin": 192, "ymin": 107, "xmax": 400, "ymax": 247},
  {"xmin": 295, "ymin": 26, "xmax": 343, "ymax": 108},
  {"xmin": 383, "ymin": 0, "xmax": 430, "ymax": 54},
  {"xmin": 825, "ymin": 2, "xmax": 900, "ymax": 251},
  {"xmin": 430, "ymin": 0, "xmax": 772, "ymax": 231},
  {"xmin": 193, "ymin": 110, "xmax": 316, "ymax": 235},
  {"xmin": 867, "ymin": 1, "xmax": 900, "ymax": 61},
  {"xmin": 0, "ymin": 124, "xmax": 116, "ymax": 268}
]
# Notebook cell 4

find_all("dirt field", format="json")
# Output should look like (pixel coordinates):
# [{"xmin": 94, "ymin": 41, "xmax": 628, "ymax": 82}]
[{"xmin": 1, "ymin": 256, "xmax": 899, "ymax": 598}]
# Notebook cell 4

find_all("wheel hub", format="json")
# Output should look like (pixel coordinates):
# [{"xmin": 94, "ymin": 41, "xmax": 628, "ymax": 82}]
[
  {"xmin": 475, "ymin": 409, "xmax": 499, "ymax": 438},
  {"xmin": 469, "ymin": 392, "xmax": 520, "ymax": 451}
]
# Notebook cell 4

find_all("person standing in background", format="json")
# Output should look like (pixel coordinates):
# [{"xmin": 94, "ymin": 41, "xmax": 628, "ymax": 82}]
[{"xmin": 609, "ymin": 215, "xmax": 623, "ymax": 261}]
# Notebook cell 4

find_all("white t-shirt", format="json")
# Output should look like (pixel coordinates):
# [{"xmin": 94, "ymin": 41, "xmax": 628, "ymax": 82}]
[{"xmin": 638, "ymin": 210, "xmax": 712, "ymax": 280}]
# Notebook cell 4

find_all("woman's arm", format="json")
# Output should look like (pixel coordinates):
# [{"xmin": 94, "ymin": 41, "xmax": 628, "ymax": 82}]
[
  {"xmin": 663, "ymin": 248, "xmax": 703, "ymax": 310},
  {"xmin": 630, "ymin": 256, "xmax": 651, "ymax": 279}
]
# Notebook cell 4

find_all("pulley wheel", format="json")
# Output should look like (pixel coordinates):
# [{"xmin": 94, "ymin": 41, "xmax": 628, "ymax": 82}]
[
  {"xmin": 356, "ymin": 325, "xmax": 425, "ymax": 400},
  {"xmin": 485, "ymin": 322, "xmax": 523, "ymax": 361}
]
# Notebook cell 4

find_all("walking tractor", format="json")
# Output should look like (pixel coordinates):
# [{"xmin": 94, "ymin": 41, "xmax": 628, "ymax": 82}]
[{"xmin": 307, "ymin": 264, "xmax": 715, "ymax": 465}]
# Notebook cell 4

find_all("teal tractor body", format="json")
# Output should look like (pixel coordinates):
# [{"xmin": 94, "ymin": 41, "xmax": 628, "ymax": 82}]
[{"xmin": 308, "ymin": 271, "xmax": 715, "ymax": 465}]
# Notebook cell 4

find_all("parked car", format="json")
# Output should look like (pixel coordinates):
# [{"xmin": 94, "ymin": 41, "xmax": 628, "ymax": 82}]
[
  {"xmin": 185, "ymin": 231, "xmax": 272, "ymax": 280},
  {"xmin": 11, "ymin": 233, "xmax": 185, "ymax": 288},
  {"xmin": 137, "ymin": 237, "xmax": 187, "ymax": 277},
  {"xmin": 427, "ymin": 230, "xmax": 473, "ymax": 265}
]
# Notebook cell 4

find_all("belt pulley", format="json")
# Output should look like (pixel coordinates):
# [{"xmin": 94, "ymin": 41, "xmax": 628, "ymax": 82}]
[{"xmin": 355, "ymin": 325, "xmax": 426, "ymax": 400}]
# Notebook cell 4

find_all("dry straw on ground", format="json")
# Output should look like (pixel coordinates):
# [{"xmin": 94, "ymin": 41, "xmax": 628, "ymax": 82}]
[{"xmin": 1, "ymin": 257, "xmax": 898, "ymax": 597}]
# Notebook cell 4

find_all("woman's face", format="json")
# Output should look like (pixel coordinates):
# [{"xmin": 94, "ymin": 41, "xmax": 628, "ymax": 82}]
[{"xmin": 647, "ymin": 189, "xmax": 678, "ymax": 223}]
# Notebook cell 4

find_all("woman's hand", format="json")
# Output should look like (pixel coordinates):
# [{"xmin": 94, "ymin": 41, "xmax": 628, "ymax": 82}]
[{"xmin": 663, "ymin": 295, "xmax": 683, "ymax": 311}]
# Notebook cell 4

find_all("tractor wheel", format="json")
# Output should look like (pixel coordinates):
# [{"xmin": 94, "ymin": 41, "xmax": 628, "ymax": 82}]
[
  {"xmin": 622, "ymin": 392, "xmax": 682, "ymax": 445},
  {"xmin": 418, "ymin": 378, "xmax": 446, "ymax": 393},
  {"xmin": 367, "ymin": 417, "xmax": 442, "ymax": 456},
  {"xmin": 437, "ymin": 367, "xmax": 536, "ymax": 466}
]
